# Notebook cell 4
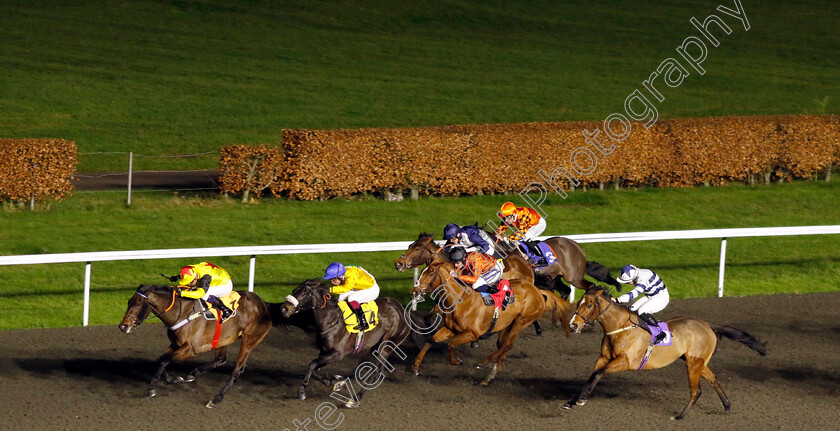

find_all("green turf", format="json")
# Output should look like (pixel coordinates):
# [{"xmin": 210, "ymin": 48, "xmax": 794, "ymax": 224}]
[
  {"xmin": 1, "ymin": 0, "xmax": 839, "ymax": 171},
  {"xmin": 1, "ymin": 181, "xmax": 838, "ymax": 329}
]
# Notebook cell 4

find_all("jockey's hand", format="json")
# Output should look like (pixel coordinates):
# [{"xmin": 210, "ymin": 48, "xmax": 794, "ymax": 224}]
[{"xmin": 449, "ymin": 270, "xmax": 458, "ymax": 278}]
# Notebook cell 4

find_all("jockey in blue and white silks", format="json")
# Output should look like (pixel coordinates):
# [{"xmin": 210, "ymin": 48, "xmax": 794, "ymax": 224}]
[
  {"xmin": 443, "ymin": 223, "xmax": 497, "ymax": 257},
  {"xmin": 615, "ymin": 264, "xmax": 670, "ymax": 343}
]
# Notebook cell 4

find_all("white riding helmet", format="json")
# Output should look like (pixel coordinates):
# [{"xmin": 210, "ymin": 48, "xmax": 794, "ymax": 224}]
[{"xmin": 617, "ymin": 264, "xmax": 638, "ymax": 284}]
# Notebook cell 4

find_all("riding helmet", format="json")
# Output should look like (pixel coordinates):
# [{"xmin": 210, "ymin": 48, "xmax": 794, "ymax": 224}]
[
  {"xmin": 443, "ymin": 223, "xmax": 461, "ymax": 240},
  {"xmin": 617, "ymin": 264, "xmax": 638, "ymax": 284},
  {"xmin": 323, "ymin": 262, "xmax": 346, "ymax": 279},
  {"xmin": 448, "ymin": 247, "xmax": 467, "ymax": 263}
]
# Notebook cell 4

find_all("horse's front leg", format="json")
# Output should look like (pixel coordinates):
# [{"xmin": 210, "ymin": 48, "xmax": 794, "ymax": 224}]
[
  {"xmin": 185, "ymin": 346, "xmax": 228, "ymax": 383},
  {"xmin": 444, "ymin": 330, "xmax": 481, "ymax": 366},
  {"xmin": 562, "ymin": 355, "xmax": 621, "ymax": 409},
  {"xmin": 299, "ymin": 351, "xmax": 343, "ymax": 400},
  {"xmin": 147, "ymin": 344, "xmax": 196, "ymax": 397}
]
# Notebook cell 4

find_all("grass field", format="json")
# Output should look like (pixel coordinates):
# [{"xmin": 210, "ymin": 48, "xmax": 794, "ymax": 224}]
[
  {"xmin": 1, "ymin": 0, "xmax": 839, "ymax": 171},
  {"xmin": 1, "ymin": 181, "xmax": 838, "ymax": 329}
]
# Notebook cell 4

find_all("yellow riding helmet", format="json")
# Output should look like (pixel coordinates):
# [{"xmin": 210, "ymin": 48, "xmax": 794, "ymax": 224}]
[
  {"xmin": 500, "ymin": 202, "xmax": 517, "ymax": 217},
  {"xmin": 179, "ymin": 266, "xmax": 196, "ymax": 285}
]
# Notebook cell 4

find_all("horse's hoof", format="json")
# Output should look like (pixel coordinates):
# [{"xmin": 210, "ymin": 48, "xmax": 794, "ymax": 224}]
[
  {"xmin": 449, "ymin": 359, "xmax": 462, "ymax": 366},
  {"xmin": 345, "ymin": 400, "xmax": 360, "ymax": 409},
  {"xmin": 332, "ymin": 377, "xmax": 346, "ymax": 392},
  {"xmin": 561, "ymin": 403, "xmax": 573, "ymax": 410},
  {"xmin": 146, "ymin": 389, "xmax": 156, "ymax": 398},
  {"xmin": 470, "ymin": 341, "xmax": 479, "ymax": 348},
  {"xmin": 479, "ymin": 380, "xmax": 491, "ymax": 386},
  {"xmin": 576, "ymin": 399, "xmax": 587, "ymax": 406},
  {"xmin": 413, "ymin": 369, "xmax": 421, "ymax": 376},
  {"xmin": 171, "ymin": 376, "xmax": 185, "ymax": 384},
  {"xmin": 184, "ymin": 375, "xmax": 196, "ymax": 383},
  {"xmin": 298, "ymin": 390, "xmax": 306, "ymax": 400},
  {"xmin": 205, "ymin": 401, "xmax": 215, "ymax": 409}
]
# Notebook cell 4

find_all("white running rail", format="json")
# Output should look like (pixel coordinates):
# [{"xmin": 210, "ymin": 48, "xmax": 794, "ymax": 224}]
[{"xmin": 1, "ymin": 225, "xmax": 838, "ymax": 326}]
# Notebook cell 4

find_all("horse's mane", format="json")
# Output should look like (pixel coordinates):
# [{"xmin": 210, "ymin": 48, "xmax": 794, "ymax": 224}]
[
  {"xmin": 138, "ymin": 284, "xmax": 175, "ymax": 295},
  {"xmin": 418, "ymin": 232, "xmax": 435, "ymax": 240},
  {"xmin": 584, "ymin": 285, "xmax": 634, "ymax": 313}
]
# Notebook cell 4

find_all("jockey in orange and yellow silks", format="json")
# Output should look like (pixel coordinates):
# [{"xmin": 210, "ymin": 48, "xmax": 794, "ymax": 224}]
[
  {"xmin": 497, "ymin": 202, "xmax": 546, "ymax": 241},
  {"xmin": 177, "ymin": 262, "xmax": 234, "ymax": 319}
]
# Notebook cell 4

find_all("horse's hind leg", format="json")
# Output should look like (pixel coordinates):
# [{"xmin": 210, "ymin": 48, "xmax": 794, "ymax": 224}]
[
  {"xmin": 184, "ymin": 346, "xmax": 227, "ymax": 383},
  {"xmin": 299, "ymin": 350, "xmax": 343, "ymax": 401},
  {"xmin": 207, "ymin": 323, "xmax": 270, "ymax": 408},
  {"xmin": 701, "ymin": 365, "xmax": 730, "ymax": 413},
  {"xmin": 674, "ymin": 356, "xmax": 705, "ymax": 420}
]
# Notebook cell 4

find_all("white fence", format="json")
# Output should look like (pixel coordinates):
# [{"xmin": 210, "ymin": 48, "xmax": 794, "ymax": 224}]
[{"xmin": 1, "ymin": 225, "xmax": 838, "ymax": 326}]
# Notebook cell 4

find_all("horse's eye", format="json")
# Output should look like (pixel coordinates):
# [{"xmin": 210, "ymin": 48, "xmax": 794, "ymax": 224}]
[
  {"xmin": 587, "ymin": 304, "xmax": 592, "ymax": 308},
  {"xmin": 414, "ymin": 247, "xmax": 420, "ymax": 251}
]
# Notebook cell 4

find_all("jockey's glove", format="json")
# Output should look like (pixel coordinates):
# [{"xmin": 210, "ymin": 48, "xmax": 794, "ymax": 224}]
[{"xmin": 197, "ymin": 274, "xmax": 212, "ymax": 289}]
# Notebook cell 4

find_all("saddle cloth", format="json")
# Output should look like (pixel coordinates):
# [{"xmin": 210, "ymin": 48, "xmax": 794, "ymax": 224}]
[
  {"xmin": 480, "ymin": 279, "xmax": 514, "ymax": 310},
  {"xmin": 204, "ymin": 291, "xmax": 241, "ymax": 323},
  {"xmin": 649, "ymin": 322, "xmax": 673, "ymax": 346},
  {"xmin": 337, "ymin": 301, "xmax": 379, "ymax": 334}
]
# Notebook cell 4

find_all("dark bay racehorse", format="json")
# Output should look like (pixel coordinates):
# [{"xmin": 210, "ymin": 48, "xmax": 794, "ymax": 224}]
[
  {"xmin": 564, "ymin": 287, "xmax": 768, "ymax": 420},
  {"xmin": 280, "ymin": 279, "xmax": 415, "ymax": 408},
  {"xmin": 119, "ymin": 284, "xmax": 271, "ymax": 408},
  {"xmin": 410, "ymin": 260, "xmax": 574, "ymax": 385}
]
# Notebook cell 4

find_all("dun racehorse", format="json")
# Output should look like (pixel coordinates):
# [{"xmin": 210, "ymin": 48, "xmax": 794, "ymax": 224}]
[
  {"xmin": 280, "ymin": 279, "xmax": 415, "ymax": 407},
  {"xmin": 564, "ymin": 287, "xmax": 767, "ymax": 420},
  {"xmin": 410, "ymin": 260, "xmax": 574, "ymax": 385},
  {"xmin": 118, "ymin": 284, "xmax": 272, "ymax": 408}
]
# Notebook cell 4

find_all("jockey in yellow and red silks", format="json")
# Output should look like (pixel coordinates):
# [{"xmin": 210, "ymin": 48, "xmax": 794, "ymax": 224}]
[{"xmin": 177, "ymin": 261, "xmax": 234, "ymax": 319}]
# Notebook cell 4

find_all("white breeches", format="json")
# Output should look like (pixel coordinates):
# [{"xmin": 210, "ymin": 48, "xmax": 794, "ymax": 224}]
[
  {"xmin": 203, "ymin": 281, "xmax": 233, "ymax": 301},
  {"xmin": 629, "ymin": 289, "xmax": 670, "ymax": 315},
  {"xmin": 338, "ymin": 283, "xmax": 381, "ymax": 304},
  {"xmin": 521, "ymin": 217, "xmax": 546, "ymax": 241}
]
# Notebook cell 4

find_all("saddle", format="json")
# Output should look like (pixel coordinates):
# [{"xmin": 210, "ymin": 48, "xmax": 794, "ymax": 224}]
[{"xmin": 200, "ymin": 292, "xmax": 241, "ymax": 323}]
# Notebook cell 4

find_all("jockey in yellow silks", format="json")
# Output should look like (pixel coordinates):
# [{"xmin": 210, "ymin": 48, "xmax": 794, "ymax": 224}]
[
  {"xmin": 177, "ymin": 261, "xmax": 234, "ymax": 319},
  {"xmin": 323, "ymin": 263, "xmax": 380, "ymax": 331}
]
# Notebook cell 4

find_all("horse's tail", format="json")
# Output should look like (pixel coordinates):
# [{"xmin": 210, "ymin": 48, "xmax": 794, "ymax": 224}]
[
  {"xmin": 540, "ymin": 291, "xmax": 574, "ymax": 336},
  {"xmin": 708, "ymin": 322, "xmax": 768, "ymax": 357},
  {"xmin": 585, "ymin": 261, "xmax": 622, "ymax": 290}
]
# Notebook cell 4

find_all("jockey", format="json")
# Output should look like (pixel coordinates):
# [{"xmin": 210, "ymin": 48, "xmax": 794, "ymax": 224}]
[
  {"xmin": 448, "ymin": 247, "xmax": 505, "ymax": 294},
  {"xmin": 615, "ymin": 264, "xmax": 670, "ymax": 344},
  {"xmin": 177, "ymin": 262, "xmax": 234, "ymax": 319},
  {"xmin": 443, "ymin": 223, "xmax": 497, "ymax": 257},
  {"xmin": 323, "ymin": 262, "xmax": 380, "ymax": 331},
  {"xmin": 497, "ymin": 201, "xmax": 547, "ymax": 262}
]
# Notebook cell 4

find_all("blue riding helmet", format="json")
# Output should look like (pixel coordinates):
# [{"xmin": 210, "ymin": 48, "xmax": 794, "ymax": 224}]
[
  {"xmin": 443, "ymin": 223, "xmax": 461, "ymax": 240},
  {"xmin": 323, "ymin": 262, "xmax": 346, "ymax": 279}
]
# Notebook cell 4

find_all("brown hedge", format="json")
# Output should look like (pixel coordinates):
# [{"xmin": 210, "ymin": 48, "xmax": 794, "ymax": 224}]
[
  {"xmin": 0, "ymin": 139, "xmax": 77, "ymax": 203},
  {"xmin": 218, "ymin": 144, "xmax": 284, "ymax": 202},
  {"xmin": 234, "ymin": 115, "xmax": 839, "ymax": 200}
]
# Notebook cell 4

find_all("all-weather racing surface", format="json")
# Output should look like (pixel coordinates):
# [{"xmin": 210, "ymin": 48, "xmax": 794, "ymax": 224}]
[{"xmin": 1, "ymin": 292, "xmax": 838, "ymax": 431}]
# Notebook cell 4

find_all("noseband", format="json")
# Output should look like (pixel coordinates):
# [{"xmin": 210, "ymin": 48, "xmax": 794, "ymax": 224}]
[{"xmin": 574, "ymin": 294, "xmax": 613, "ymax": 327}]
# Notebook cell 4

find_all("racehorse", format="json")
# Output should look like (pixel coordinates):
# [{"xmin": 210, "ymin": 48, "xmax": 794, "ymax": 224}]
[
  {"xmin": 564, "ymin": 287, "xmax": 768, "ymax": 420},
  {"xmin": 280, "ymin": 279, "xmax": 415, "ymax": 407},
  {"xmin": 410, "ymin": 259, "xmax": 574, "ymax": 385},
  {"xmin": 118, "ymin": 284, "xmax": 272, "ymax": 408},
  {"xmin": 490, "ymin": 229, "xmax": 622, "ymax": 295}
]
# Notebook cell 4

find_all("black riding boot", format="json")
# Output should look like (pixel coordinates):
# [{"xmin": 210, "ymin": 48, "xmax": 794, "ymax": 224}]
[
  {"xmin": 211, "ymin": 297, "xmax": 233, "ymax": 320},
  {"xmin": 522, "ymin": 240, "xmax": 543, "ymax": 264},
  {"xmin": 640, "ymin": 313, "xmax": 665, "ymax": 344},
  {"xmin": 352, "ymin": 307, "xmax": 369, "ymax": 331}
]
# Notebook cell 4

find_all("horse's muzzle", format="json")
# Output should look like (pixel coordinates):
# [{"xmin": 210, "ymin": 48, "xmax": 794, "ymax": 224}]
[
  {"xmin": 394, "ymin": 261, "xmax": 406, "ymax": 272},
  {"xmin": 280, "ymin": 303, "xmax": 296, "ymax": 318},
  {"xmin": 118, "ymin": 323, "xmax": 134, "ymax": 334}
]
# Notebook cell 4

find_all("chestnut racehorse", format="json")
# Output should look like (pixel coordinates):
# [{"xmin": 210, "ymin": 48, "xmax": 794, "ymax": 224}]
[
  {"xmin": 410, "ymin": 259, "xmax": 574, "ymax": 385},
  {"xmin": 564, "ymin": 287, "xmax": 767, "ymax": 420},
  {"xmin": 119, "ymin": 284, "xmax": 272, "ymax": 408}
]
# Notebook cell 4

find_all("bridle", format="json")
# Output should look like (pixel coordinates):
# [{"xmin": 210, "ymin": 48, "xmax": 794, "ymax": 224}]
[
  {"xmin": 573, "ymin": 293, "xmax": 613, "ymax": 328},
  {"xmin": 128, "ymin": 288, "xmax": 187, "ymax": 327},
  {"xmin": 286, "ymin": 283, "xmax": 331, "ymax": 313},
  {"xmin": 402, "ymin": 238, "xmax": 438, "ymax": 269}
]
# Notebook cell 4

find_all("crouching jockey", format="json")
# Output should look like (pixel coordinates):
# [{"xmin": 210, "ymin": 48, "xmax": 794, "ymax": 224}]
[
  {"xmin": 443, "ymin": 223, "xmax": 497, "ymax": 258},
  {"xmin": 177, "ymin": 262, "xmax": 234, "ymax": 320},
  {"xmin": 323, "ymin": 262, "xmax": 380, "ymax": 331},
  {"xmin": 497, "ymin": 201, "xmax": 547, "ymax": 264},
  {"xmin": 448, "ymin": 247, "xmax": 505, "ymax": 295},
  {"xmin": 615, "ymin": 264, "xmax": 670, "ymax": 344}
]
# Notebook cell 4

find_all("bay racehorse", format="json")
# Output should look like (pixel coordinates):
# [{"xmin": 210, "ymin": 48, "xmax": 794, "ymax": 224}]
[
  {"xmin": 118, "ymin": 284, "xmax": 271, "ymax": 408},
  {"xmin": 410, "ymin": 259, "xmax": 574, "ymax": 385},
  {"xmin": 564, "ymin": 287, "xmax": 767, "ymax": 420},
  {"xmin": 490, "ymin": 229, "xmax": 622, "ymax": 295},
  {"xmin": 280, "ymin": 279, "xmax": 417, "ymax": 407}
]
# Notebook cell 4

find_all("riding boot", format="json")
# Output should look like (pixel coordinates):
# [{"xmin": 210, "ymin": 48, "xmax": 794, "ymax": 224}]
[
  {"xmin": 211, "ymin": 297, "xmax": 233, "ymax": 320},
  {"xmin": 523, "ymin": 240, "xmax": 543, "ymax": 265},
  {"xmin": 640, "ymin": 313, "xmax": 665, "ymax": 344},
  {"xmin": 352, "ymin": 307, "xmax": 369, "ymax": 331}
]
